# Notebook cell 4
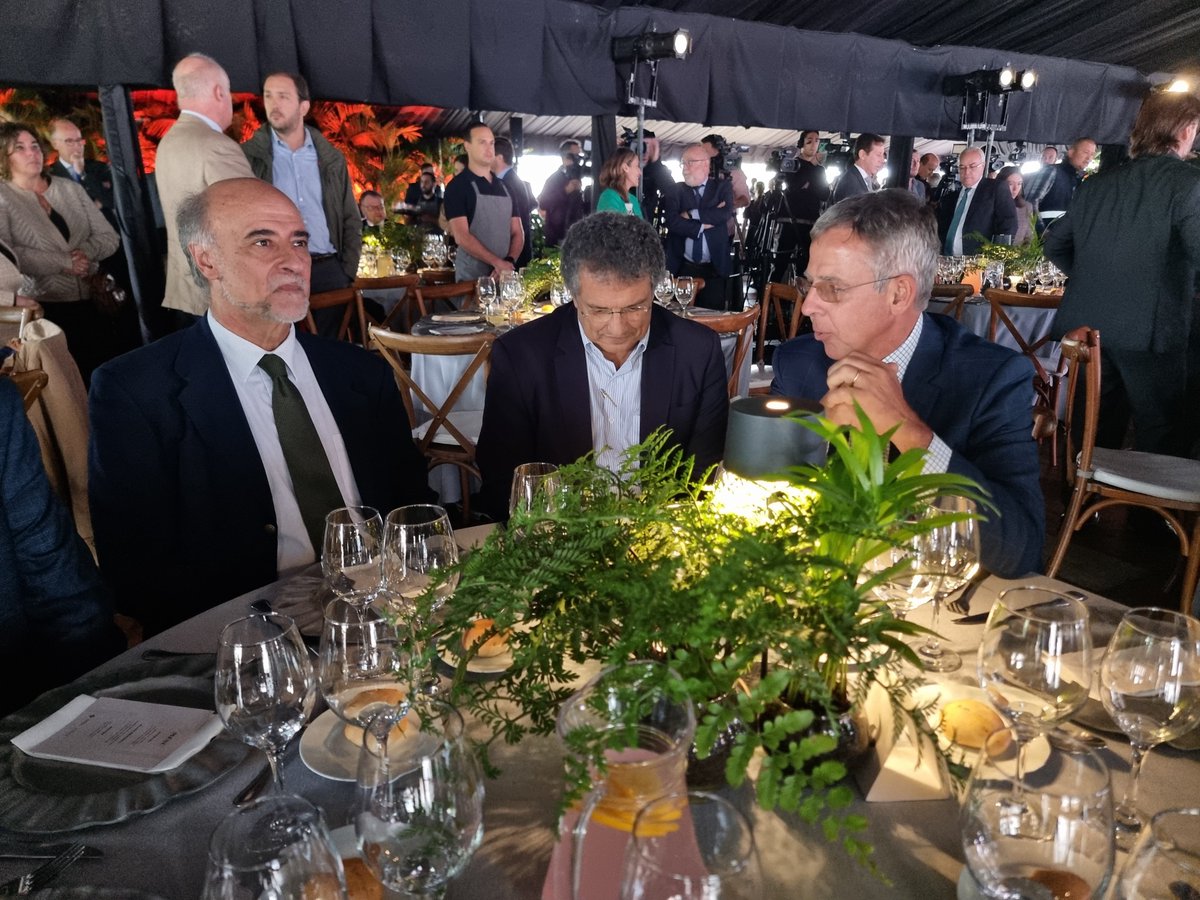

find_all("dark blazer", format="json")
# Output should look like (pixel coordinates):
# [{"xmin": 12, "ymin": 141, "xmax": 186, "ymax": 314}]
[
  {"xmin": 770, "ymin": 313, "xmax": 1043, "ymax": 578},
  {"xmin": 664, "ymin": 178, "xmax": 736, "ymax": 277},
  {"xmin": 498, "ymin": 167, "xmax": 534, "ymax": 270},
  {"xmin": 89, "ymin": 317, "xmax": 433, "ymax": 634},
  {"xmin": 1, "ymin": 380, "xmax": 123, "ymax": 714},
  {"xmin": 936, "ymin": 177, "xmax": 1018, "ymax": 254},
  {"xmin": 830, "ymin": 165, "xmax": 870, "ymax": 204},
  {"xmin": 476, "ymin": 303, "xmax": 729, "ymax": 519},
  {"xmin": 50, "ymin": 159, "xmax": 115, "ymax": 221}
]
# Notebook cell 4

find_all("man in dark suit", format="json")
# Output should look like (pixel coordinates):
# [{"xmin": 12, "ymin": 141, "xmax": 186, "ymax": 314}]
[
  {"xmin": 89, "ymin": 178, "xmax": 432, "ymax": 634},
  {"xmin": 665, "ymin": 144, "xmax": 736, "ymax": 310},
  {"xmin": 48, "ymin": 118, "xmax": 115, "ymax": 224},
  {"xmin": 830, "ymin": 133, "xmax": 886, "ymax": 204},
  {"xmin": 937, "ymin": 147, "xmax": 1017, "ymax": 255},
  {"xmin": 477, "ymin": 212, "xmax": 728, "ymax": 520},
  {"xmin": 771, "ymin": 189, "xmax": 1042, "ymax": 577},
  {"xmin": 1045, "ymin": 92, "xmax": 1200, "ymax": 455},
  {"xmin": 492, "ymin": 136, "xmax": 534, "ymax": 270}
]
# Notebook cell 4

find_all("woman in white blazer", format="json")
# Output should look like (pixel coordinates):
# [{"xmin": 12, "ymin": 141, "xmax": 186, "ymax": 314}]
[{"xmin": 0, "ymin": 122, "xmax": 119, "ymax": 380}]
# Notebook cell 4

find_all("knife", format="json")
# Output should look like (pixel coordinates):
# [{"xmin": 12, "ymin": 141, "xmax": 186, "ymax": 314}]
[
  {"xmin": 953, "ymin": 596, "xmax": 1081, "ymax": 626},
  {"xmin": 0, "ymin": 844, "xmax": 102, "ymax": 860}
]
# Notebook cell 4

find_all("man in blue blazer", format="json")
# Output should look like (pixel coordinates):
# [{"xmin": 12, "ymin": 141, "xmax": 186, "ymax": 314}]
[
  {"xmin": 664, "ymin": 145, "xmax": 736, "ymax": 310},
  {"xmin": 771, "ymin": 189, "xmax": 1043, "ymax": 577},
  {"xmin": 936, "ymin": 147, "xmax": 1018, "ymax": 255},
  {"xmin": 89, "ymin": 179, "xmax": 432, "ymax": 635},
  {"xmin": 477, "ymin": 212, "xmax": 728, "ymax": 520}
]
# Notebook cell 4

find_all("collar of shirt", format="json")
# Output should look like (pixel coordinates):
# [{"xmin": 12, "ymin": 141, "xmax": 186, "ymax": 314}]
[
  {"xmin": 576, "ymin": 317, "xmax": 650, "ymax": 376},
  {"xmin": 576, "ymin": 316, "xmax": 651, "ymax": 471},
  {"xmin": 881, "ymin": 314, "xmax": 924, "ymax": 382},
  {"xmin": 855, "ymin": 164, "xmax": 874, "ymax": 185},
  {"xmin": 180, "ymin": 109, "xmax": 223, "ymax": 133},
  {"xmin": 494, "ymin": 164, "xmax": 512, "ymax": 181},
  {"xmin": 207, "ymin": 312, "xmax": 301, "ymax": 384},
  {"xmin": 271, "ymin": 127, "xmax": 315, "ymax": 155}
]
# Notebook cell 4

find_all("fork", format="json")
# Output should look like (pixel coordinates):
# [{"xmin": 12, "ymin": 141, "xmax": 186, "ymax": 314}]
[
  {"xmin": 0, "ymin": 842, "xmax": 86, "ymax": 895},
  {"xmin": 947, "ymin": 569, "xmax": 990, "ymax": 616}
]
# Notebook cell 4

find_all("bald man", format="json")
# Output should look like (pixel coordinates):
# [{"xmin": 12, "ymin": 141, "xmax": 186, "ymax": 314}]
[
  {"xmin": 155, "ymin": 52, "xmax": 253, "ymax": 326},
  {"xmin": 936, "ymin": 147, "xmax": 1017, "ymax": 256}
]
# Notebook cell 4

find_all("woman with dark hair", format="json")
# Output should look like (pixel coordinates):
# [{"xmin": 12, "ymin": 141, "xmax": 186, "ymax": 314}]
[
  {"xmin": 996, "ymin": 165, "xmax": 1034, "ymax": 245},
  {"xmin": 0, "ymin": 122, "xmax": 118, "ymax": 381},
  {"xmin": 595, "ymin": 148, "xmax": 643, "ymax": 217}
]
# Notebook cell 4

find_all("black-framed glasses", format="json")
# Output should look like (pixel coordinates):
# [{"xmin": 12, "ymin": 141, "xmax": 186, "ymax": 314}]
[{"xmin": 805, "ymin": 275, "xmax": 899, "ymax": 305}]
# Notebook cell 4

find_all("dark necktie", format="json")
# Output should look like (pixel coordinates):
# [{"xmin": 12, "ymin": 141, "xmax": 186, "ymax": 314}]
[
  {"xmin": 257, "ymin": 353, "xmax": 344, "ymax": 554},
  {"xmin": 869, "ymin": 174, "xmax": 880, "ymax": 191},
  {"xmin": 693, "ymin": 186, "xmax": 703, "ymax": 207}
]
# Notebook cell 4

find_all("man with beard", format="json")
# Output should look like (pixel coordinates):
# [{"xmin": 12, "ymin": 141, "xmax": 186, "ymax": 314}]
[{"xmin": 88, "ymin": 179, "xmax": 431, "ymax": 634}]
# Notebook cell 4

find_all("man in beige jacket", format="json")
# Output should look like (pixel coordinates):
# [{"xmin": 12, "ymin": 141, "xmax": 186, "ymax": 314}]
[{"xmin": 155, "ymin": 53, "xmax": 252, "ymax": 327}]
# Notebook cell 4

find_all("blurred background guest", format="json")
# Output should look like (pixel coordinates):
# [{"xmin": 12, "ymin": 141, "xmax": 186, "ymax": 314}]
[
  {"xmin": 0, "ymin": 122, "xmax": 119, "ymax": 383},
  {"xmin": 996, "ymin": 165, "xmax": 1035, "ymax": 246},
  {"xmin": 595, "ymin": 148, "xmax": 643, "ymax": 217},
  {"xmin": 0, "ymin": 234, "xmax": 40, "ymax": 314}
]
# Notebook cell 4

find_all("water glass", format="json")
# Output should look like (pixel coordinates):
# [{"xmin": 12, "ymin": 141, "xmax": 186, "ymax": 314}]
[
  {"xmin": 916, "ymin": 496, "xmax": 981, "ymax": 673},
  {"xmin": 382, "ymin": 504, "xmax": 459, "ymax": 614},
  {"xmin": 653, "ymin": 272, "xmax": 675, "ymax": 306},
  {"xmin": 318, "ymin": 597, "xmax": 410, "ymax": 730},
  {"xmin": 476, "ymin": 275, "xmax": 497, "ymax": 308},
  {"xmin": 674, "ymin": 276, "xmax": 695, "ymax": 313},
  {"xmin": 322, "ymin": 506, "xmax": 384, "ymax": 603},
  {"xmin": 508, "ymin": 461, "xmax": 563, "ymax": 519},
  {"xmin": 1115, "ymin": 807, "xmax": 1200, "ymax": 899}
]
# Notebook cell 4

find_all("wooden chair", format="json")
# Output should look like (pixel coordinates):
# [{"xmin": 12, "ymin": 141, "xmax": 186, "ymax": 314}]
[
  {"xmin": 931, "ymin": 283, "xmax": 974, "ymax": 321},
  {"xmin": 690, "ymin": 305, "xmax": 760, "ymax": 400},
  {"xmin": 414, "ymin": 281, "xmax": 478, "ymax": 319},
  {"xmin": 983, "ymin": 288, "xmax": 1066, "ymax": 456},
  {"xmin": 355, "ymin": 273, "xmax": 423, "ymax": 332},
  {"xmin": 304, "ymin": 287, "xmax": 364, "ymax": 343},
  {"xmin": 369, "ymin": 325, "xmax": 495, "ymax": 519},
  {"xmin": 750, "ymin": 282, "xmax": 807, "ymax": 395},
  {"xmin": 1046, "ymin": 327, "xmax": 1200, "ymax": 613},
  {"xmin": 4, "ymin": 368, "xmax": 49, "ymax": 413}
]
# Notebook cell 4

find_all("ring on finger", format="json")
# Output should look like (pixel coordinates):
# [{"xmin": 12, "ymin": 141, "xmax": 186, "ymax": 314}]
[{"xmin": 850, "ymin": 369, "xmax": 861, "ymax": 387}]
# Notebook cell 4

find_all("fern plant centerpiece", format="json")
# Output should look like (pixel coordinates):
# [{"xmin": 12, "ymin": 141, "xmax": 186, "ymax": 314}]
[{"xmin": 407, "ymin": 413, "xmax": 986, "ymax": 869}]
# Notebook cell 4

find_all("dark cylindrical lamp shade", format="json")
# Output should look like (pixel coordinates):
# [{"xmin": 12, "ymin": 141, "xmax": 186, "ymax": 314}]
[{"xmin": 723, "ymin": 396, "xmax": 826, "ymax": 479}]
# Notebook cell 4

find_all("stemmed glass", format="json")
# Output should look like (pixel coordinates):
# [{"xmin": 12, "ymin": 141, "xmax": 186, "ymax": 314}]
[
  {"xmin": 961, "ymin": 726, "xmax": 1114, "ymax": 900},
  {"xmin": 215, "ymin": 613, "xmax": 316, "ymax": 792},
  {"xmin": 620, "ymin": 791, "xmax": 762, "ymax": 900},
  {"xmin": 674, "ymin": 276, "xmax": 695, "ymax": 315},
  {"xmin": 499, "ymin": 271, "xmax": 524, "ymax": 325},
  {"xmin": 916, "ymin": 496, "xmax": 981, "ymax": 673},
  {"xmin": 653, "ymin": 272, "xmax": 675, "ymax": 307},
  {"xmin": 1100, "ymin": 608, "xmax": 1200, "ymax": 848},
  {"xmin": 202, "ymin": 795, "xmax": 346, "ymax": 899},
  {"xmin": 1114, "ymin": 808, "xmax": 1200, "ymax": 898},
  {"xmin": 476, "ymin": 276, "xmax": 497, "ymax": 310},
  {"xmin": 391, "ymin": 248, "xmax": 411, "ymax": 274},
  {"xmin": 322, "ymin": 506, "xmax": 383, "ymax": 606},
  {"xmin": 318, "ymin": 597, "xmax": 410, "ymax": 734},
  {"xmin": 422, "ymin": 235, "xmax": 442, "ymax": 268},
  {"xmin": 866, "ymin": 531, "xmax": 939, "ymax": 623},
  {"xmin": 355, "ymin": 703, "xmax": 484, "ymax": 898},
  {"xmin": 509, "ymin": 461, "xmax": 563, "ymax": 519},
  {"xmin": 550, "ymin": 282, "xmax": 570, "ymax": 308},
  {"xmin": 978, "ymin": 587, "xmax": 1092, "ymax": 786},
  {"xmin": 382, "ymin": 505, "xmax": 460, "ymax": 616}
]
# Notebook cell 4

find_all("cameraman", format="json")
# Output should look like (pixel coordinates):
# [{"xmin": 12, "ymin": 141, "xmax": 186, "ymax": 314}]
[
  {"xmin": 537, "ymin": 139, "xmax": 588, "ymax": 247},
  {"xmin": 774, "ymin": 130, "xmax": 829, "ymax": 276},
  {"xmin": 701, "ymin": 134, "xmax": 751, "ymax": 211}
]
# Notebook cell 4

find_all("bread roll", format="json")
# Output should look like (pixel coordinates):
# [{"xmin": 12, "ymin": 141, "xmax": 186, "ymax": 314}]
[
  {"xmin": 342, "ymin": 687, "xmax": 409, "ymax": 750},
  {"xmin": 342, "ymin": 858, "xmax": 384, "ymax": 900},
  {"xmin": 462, "ymin": 618, "xmax": 509, "ymax": 658},
  {"xmin": 938, "ymin": 698, "xmax": 1006, "ymax": 750}
]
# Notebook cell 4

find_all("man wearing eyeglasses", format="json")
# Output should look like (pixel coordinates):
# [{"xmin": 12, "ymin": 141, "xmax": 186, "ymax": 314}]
[
  {"xmin": 770, "ymin": 189, "xmax": 1043, "ymax": 578},
  {"xmin": 477, "ymin": 212, "xmax": 728, "ymax": 520},
  {"xmin": 936, "ymin": 146, "xmax": 1017, "ymax": 255},
  {"xmin": 664, "ymin": 144, "xmax": 736, "ymax": 310}
]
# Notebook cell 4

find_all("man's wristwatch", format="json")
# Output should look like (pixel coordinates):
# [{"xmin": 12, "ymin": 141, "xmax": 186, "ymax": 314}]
[{"xmin": 503, "ymin": 256, "xmax": 516, "ymax": 265}]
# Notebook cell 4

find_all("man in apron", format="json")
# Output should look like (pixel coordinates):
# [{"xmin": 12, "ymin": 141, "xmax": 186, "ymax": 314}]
[{"xmin": 443, "ymin": 123, "xmax": 524, "ymax": 282}]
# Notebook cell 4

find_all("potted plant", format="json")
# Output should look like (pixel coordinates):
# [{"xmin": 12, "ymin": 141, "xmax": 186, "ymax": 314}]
[{"xmin": 408, "ymin": 413, "xmax": 985, "ymax": 870}]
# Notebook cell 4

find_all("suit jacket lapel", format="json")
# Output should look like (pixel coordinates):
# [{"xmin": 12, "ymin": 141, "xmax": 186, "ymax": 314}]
[
  {"xmin": 554, "ymin": 307, "xmax": 594, "ymax": 459},
  {"xmin": 902, "ymin": 315, "xmax": 946, "ymax": 426},
  {"xmin": 300, "ymin": 333, "xmax": 377, "ymax": 498},
  {"xmin": 640, "ymin": 310, "xmax": 674, "ymax": 441}
]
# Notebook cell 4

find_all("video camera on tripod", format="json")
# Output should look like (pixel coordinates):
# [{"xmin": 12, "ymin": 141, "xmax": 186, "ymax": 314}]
[
  {"xmin": 564, "ymin": 142, "xmax": 593, "ymax": 181},
  {"xmin": 767, "ymin": 146, "xmax": 801, "ymax": 174},
  {"xmin": 705, "ymin": 135, "xmax": 748, "ymax": 181}
]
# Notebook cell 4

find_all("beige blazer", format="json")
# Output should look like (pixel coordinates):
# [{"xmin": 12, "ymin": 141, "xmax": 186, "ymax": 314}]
[
  {"xmin": 155, "ymin": 113, "xmax": 254, "ymax": 315},
  {"xmin": 0, "ymin": 178, "xmax": 118, "ymax": 303},
  {"xmin": 0, "ymin": 237, "xmax": 23, "ymax": 307}
]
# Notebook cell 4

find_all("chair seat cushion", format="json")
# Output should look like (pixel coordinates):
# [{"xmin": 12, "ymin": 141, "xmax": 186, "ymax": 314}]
[
  {"xmin": 413, "ymin": 409, "xmax": 484, "ymax": 446},
  {"xmin": 1090, "ymin": 448, "xmax": 1200, "ymax": 504}
]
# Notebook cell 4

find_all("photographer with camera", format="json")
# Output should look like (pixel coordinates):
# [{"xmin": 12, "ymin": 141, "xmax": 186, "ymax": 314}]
[
  {"xmin": 665, "ymin": 144, "xmax": 736, "ymax": 310},
  {"xmin": 537, "ymin": 139, "xmax": 588, "ymax": 247},
  {"xmin": 747, "ymin": 130, "xmax": 830, "ymax": 284},
  {"xmin": 701, "ymin": 134, "xmax": 751, "ymax": 210}
]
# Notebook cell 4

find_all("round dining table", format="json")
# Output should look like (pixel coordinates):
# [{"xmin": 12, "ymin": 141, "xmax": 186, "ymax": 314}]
[{"xmin": 0, "ymin": 524, "xmax": 1195, "ymax": 898}]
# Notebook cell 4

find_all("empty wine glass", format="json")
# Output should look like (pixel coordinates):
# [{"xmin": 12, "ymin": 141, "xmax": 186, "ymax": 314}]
[
  {"xmin": 318, "ymin": 597, "xmax": 410, "ymax": 731},
  {"xmin": 383, "ymin": 504, "xmax": 460, "ymax": 616},
  {"xmin": 550, "ymin": 282, "xmax": 570, "ymax": 308},
  {"xmin": 322, "ymin": 506, "xmax": 383, "ymax": 605},
  {"xmin": 653, "ymin": 271, "xmax": 675, "ymax": 306},
  {"xmin": 1100, "ymin": 608, "xmax": 1200, "ymax": 848},
  {"xmin": 620, "ymin": 791, "xmax": 762, "ymax": 900},
  {"xmin": 355, "ymin": 703, "xmax": 484, "ymax": 898},
  {"xmin": 215, "ymin": 613, "xmax": 316, "ymax": 792},
  {"xmin": 499, "ymin": 271, "xmax": 524, "ymax": 324},
  {"xmin": 1114, "ymin": 807, "xmax": 1200, "ymax": 899},
  {"xmin": 422, "ymin": 235, "xmax": 441, "ymax": 268},
  {"xmin": 674, "ymin": 276, "xmax": 695, "ymax": 314},
  {"xmin": 916, "ymin": 496, "xmax": 981, "ymax": 673},
  {"xmin": 391, "ymin": 248, "xmax": 411, "ymax": 274},
  {"xmin": 865, "ymin": 529, "xmax": 939, "ymax": 623},
  {"xmin": 961, "ymin": 726, "xmax": 1114, "ymax": 900},
  {"xmin": 476, "ymin": 275, "xmax": 497, "ymax": 309},
  {"xmin": 509, "ymin": 461, "xmax": 563, "ymax": 519},
  {"xmin": 203, "ymin": 795, "xmax": 346, "ymax": 900}
]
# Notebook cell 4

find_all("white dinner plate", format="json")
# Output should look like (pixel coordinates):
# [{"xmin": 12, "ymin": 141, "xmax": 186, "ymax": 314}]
[
  {"xmin": 298, "ymin": 708, "xmax": 429, "ymax": 782},
  {"xmin": 428, "ymin": 324, "xmax": 486, "ymax": 336},
  {"xmin": 430, "ymin": 313, "xmax": 483, "ymax": 324},
  {"xmin": 919, "ymin": 680, "xmax": 1051, "ymax": 775},
  {"xmin": 439, "ymin": 635, "xmax": 514, "ymax": 676}
]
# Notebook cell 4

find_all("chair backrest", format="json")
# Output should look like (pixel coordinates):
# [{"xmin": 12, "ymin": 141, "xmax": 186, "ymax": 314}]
[
  {"xmin": 4, "ymin": 368, "xmax": 49, "ymax": 413},
  {"xmin": 1057, "ymin": 326, "xmax": 1100, "ymax": 483},
  {"xmin": 691, "ymin": 305, "xmax": 760, "ymax": 399},
  {"xmin": 757, "ymin": 282, "xmax": 805, "ymax": 365},
  {"xmin": 355, "ymin": 273, "xmax": 423, "ymax": 331},
  {"xmin": 368, "ymin": 324, "xmax": 495, "ymax": 455},
  {"xmin": 983, "ymin": 287, "xmax": 1064, "ymax": 385},
  {"xmin": 931, "ymin": 283, "xmax": 974, "ymax": 321},
  {"xmin": 354, "ymin": 273, "xmax": 421, "ymax": 292},
  {"xmin": 414, "ymin": 281, "xmax": 478, "ymax": 318},
  {"xmin": 304, "ymin": 287, "xmax": 363, "ymax": 342}
]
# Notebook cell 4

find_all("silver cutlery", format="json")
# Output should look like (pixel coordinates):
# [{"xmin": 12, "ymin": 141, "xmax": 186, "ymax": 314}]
[
  {"xmin": 947, "ymin": 569, "xmax": 989, "ymax": 616},
  {"xmin": 0, "ymin": 842, "xmax": 86, "ymax": 894},
  {"xmin": 232, "ymin": 763, "xmax": 273, "ymax": 807},
  {"xmin": 0, "ymin": 844, "xmax": 101, "ymax": 861}
]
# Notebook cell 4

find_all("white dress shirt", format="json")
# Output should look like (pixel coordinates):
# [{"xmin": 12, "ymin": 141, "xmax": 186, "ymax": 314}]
[
  {"xmin": 179, "ymin": 109, "xmax": 224, "ymax": 133},
  {"xmin": 207, "ymin": 313, "xmax": 362, "ymax": 573},
  {"xmin": 883, "ymin": 315, "xmax": 952, "ymax": 474},
  {"xmin": 579, "ymin": 318, "xmax": 650, "ymax": 473}
]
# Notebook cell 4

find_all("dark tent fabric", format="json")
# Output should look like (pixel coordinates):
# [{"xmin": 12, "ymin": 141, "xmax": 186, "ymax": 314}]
[{"xmin": 3, "ymin": 0, "xmax": 1149, "ymax": 143}]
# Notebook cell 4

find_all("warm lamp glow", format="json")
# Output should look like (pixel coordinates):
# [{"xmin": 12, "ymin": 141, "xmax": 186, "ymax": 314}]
[
  {"xmin": 765, "ymin": 400, "xmax": 790, "ymax": 411},
  {"xmin": 710, "ymin": 468, "xmax": 812, "ymax": 522},
  {"xmin": 1167, "ymin": 78, "xmax": 1191, "ymax": 93}
]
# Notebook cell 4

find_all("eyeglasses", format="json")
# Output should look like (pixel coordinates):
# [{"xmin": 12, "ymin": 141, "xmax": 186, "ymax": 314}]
[
  {"xmin": 805, "ymin": 275, "xmax": 899, "ymax": 304},
  {"xmin": 680, "ymin": 159, "xmax": 708, "ymax": 168},
  {"xmin": 960, "ymin": 162, "xmax": 984, "ymax": 171},
  {"xmin": 577, "ymin": 303, "xmax": 651, "ymax": 321}
]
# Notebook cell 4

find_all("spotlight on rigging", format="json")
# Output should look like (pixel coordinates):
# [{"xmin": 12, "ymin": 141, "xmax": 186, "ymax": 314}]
[{"xmin": 612, "ymin": 29, "xmax": 692, "ymax": 63}]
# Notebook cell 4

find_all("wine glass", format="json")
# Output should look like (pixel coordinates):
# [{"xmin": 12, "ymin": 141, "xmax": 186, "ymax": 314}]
[
  {"xmin": 476, "ymin": 275, "xmax": 497, "ymax": 310},
  {"xmin": 1100, "ymin": 608, "xmax": 1200, "ymax": 848},
  {"xmin": 653, "ymin": 272, "xmax": 675, "ymax": 306},
  {"xmin": 509, "ymin": 461, "xmax": 563, "ymax": 519},
  {"xmin": 422, "ymin": 235, "xmax": 441, "ymax": 268},
  {"xmin": 620, "ymin": 790, "xmax": 762, "ymax": 900},
  {"xmin": 865, "ymin": 529, "xmax": 939, "ymax": 623},
  {"xmin": 978, "ymin": 587, "xmax": 1092, "ymax": 786},
  {"xmin": 322, "ymin": 506, "xmax": 383, "ymax": 605},
  {"xmin": 916, "ymin": 496, "xmax": 981, "ymax": 673},
  {"xmin": 961, "ymin": 726, "xmax": 1114, "ymax": 900},
  {"xmin": 550, "ymin": 282, "xmax": 570, "ymax": 308},
  {"xmin": 1114, "ymin": 807, "xmax": 1200, "ymax": 899},
  {"xmin": 499, "ymin": 271, "xmax": 524, "ymax": 324},
  {"xmin": 355, "ymin": 703, "xmax": 484, "ymax": 898},
  {"xmin": 318, "ymin": 597, "xmax": 410, "ymax": 732},
  {"xmin": 382, "ymin": 504, "xmax": 460, "ymax": 616},
  {"xmin": 202, "ymin": 794, "xmax": 346, "ymax": 900},
  {"xmin": 215, "ymin": 613, "xmax": 316, "ymax": 792},
  {"xmin": 674, "ymin": 276, "xmax": 695, "ymax": 315},
  {"xmin": 391, "ymin": 248, "xmax": 411, "ymax": 274}
]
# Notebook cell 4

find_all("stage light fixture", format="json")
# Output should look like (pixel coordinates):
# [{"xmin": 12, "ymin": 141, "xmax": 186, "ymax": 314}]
[
  {"xmin": 612, "ymin": 29, "xmax": 692, "ymax": 63},
  {"xmin": 998, "ymin": 67, "xmax": 1015, "ymax": 89},
  {"xmin": 1018, "ymin": 70, "xmax": 1037, "ymax": 90}
]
